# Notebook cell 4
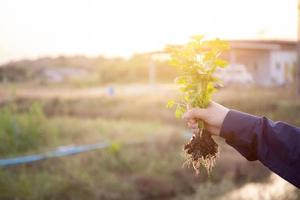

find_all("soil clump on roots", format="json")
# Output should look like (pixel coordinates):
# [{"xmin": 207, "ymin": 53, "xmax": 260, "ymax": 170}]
[{"xmin": 183, "ymin": 129, "xmax": 218, "ymax": 175}]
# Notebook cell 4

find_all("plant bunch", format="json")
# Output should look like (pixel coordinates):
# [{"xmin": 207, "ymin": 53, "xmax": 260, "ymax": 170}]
[{"xmin": 166, "ymin": 35, "xmax": 230, "ymax": 174}]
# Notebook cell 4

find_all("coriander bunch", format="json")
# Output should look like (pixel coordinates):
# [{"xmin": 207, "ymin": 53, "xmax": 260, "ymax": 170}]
[{"xmin": 166, "ymin": 35, "xmax": 230, "ymax": 174}]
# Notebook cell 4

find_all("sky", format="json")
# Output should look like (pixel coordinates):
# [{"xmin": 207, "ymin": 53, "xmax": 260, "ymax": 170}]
[{"xmin": 0, "ymin": 0, "xmax": 298, "ymax": 64}]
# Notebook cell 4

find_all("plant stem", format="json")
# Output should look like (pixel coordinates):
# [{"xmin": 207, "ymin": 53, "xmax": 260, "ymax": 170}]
[{"xmin": 197, "ymin": 120, "xmax": 204, "ymax": 137}]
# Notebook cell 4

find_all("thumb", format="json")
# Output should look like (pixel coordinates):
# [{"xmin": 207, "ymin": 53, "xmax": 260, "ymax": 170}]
[{"xmin": 183, "ymin": 108, "xmax": 207, "ymax": 121}]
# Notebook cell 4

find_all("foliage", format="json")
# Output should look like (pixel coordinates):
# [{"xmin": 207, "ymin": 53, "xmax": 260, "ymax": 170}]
[
  {"xmin": 0, "ymin": 88, "xmax": 299, "ymax": 199},
  {"xmin": 0, "ymin": 55, "xmax": 178, "ymax": 85},
  {"xmin": 0, "ymin": 102, "xmax": 48, "ymax": 156},
  {"xmin": 166, "ymin": 35, "xmax": 230, "ymax": 118},
  {"xmin": 166, "ymin": 35, "xmax": 230, "ymax": 174}
]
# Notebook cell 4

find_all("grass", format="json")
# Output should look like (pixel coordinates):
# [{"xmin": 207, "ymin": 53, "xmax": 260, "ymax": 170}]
[{"xmin": 0, "ymin": 85, "xmax": 299, "ymax": 199}]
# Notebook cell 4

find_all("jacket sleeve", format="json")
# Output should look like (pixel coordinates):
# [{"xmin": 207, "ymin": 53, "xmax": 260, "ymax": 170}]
[{"xmin": 220, "ymin": 110, "xmax": 300, "ymax": 188}]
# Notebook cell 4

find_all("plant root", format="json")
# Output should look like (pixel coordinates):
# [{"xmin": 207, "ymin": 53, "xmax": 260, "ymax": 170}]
[{"xmin": 183, "ymin": 129, "xmax": 219, "ymax": 175}]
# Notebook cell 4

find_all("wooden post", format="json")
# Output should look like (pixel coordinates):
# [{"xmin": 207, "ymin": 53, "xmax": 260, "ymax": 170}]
[{"xmin": 148, "ymin": 56, "xmax": 156, "ymax": 85}]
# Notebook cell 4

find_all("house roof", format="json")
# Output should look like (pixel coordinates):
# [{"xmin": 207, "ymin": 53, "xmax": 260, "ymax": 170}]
[
  {"xmin": 146, "ymin": 39, "xmax": 298, "ymax": 57},
  {"xmin": 228, "ymin": 39, "xmax": 297, "ymax": 51}
]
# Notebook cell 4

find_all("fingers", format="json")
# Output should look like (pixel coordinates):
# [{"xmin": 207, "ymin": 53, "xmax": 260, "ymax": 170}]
[
  {"xmin": 187, "ymin": 121, "xmax": 198, "ymax": 129},
  {"xmin": 183, "ymin": 108, "xmax": 207, "ymax": 121},
  {"xmin": 187, "ymin": 120, "xmax": 220, "ymax": 136},
  {"xmin": 183, "ymin": 103, "xmax": 221, "ymax": 136},
  {"xmin": 187, "ymin": 119, "xmax": 199, "ymax": 135},
  {"xmin": 186, "ymin": 119, "xmax": 198, "ymax": 135},
  {"xmin": 191, "ymin": 128, "xmax": 199, "ymax": 135},
  {"xmin": 190, "ymin": 126, "xmax": 217, "ymax": 136}
]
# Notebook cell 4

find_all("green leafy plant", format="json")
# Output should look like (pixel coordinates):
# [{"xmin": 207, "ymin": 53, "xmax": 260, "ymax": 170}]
[
  {"xmin": 166, "ymin": 35, "xmax": 230, "ymax": 174},
  {"xmin": 0, "ymin": 102, "xmax": 48, "ymax": 156}
]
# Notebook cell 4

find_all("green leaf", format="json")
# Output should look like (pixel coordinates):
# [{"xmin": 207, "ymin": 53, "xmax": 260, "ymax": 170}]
[
  {"xmin": 175, "ymin": 105, "xmax": 186, "ymax": 118},
  {"xmin": 166, "ymin": 100, "xmax": 175, "ymax": 109},
  {"xmin": 109, "ymin": 142, "xmax": 121, "ymax": 154},
  {"xmin": 166, "ymin": 36, "xmax": 230, "ymax": 110},
  {"xmin": 174, "ymin": 76, "xmax": 187, "ymax": 84},
  {"xmin": 215, "ymin": 59, "xmax": 228, "ymax": 68},
  {"xmin": 191, "ymin": 35, "xmax": 204, "ymax": 42},
  {"xmin": 184, "ymin": 95, "xmax": 189, "ymax": 102}
]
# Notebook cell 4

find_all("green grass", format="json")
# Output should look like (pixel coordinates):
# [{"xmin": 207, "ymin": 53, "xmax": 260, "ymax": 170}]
[{"xmin": 0, "ymin": 86, "xmax": 299, "ymax": 199}]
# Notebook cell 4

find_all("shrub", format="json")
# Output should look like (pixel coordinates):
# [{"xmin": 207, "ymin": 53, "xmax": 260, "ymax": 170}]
[{"xmin": 0, "ymin": 102, "xmax": 47, "ymax": 156}]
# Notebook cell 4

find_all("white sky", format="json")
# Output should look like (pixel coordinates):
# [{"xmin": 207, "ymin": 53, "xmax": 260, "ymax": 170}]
[{"xmin": 0, "ymin": 0, "xmax": 298, "ymax": 64}]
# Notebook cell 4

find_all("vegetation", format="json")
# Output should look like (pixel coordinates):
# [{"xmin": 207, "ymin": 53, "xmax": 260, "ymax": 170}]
[
  {"xmin": 0, "ymin": 102, "xmax": 55, "ymax": 156},
  {"xmin": 166, "ymin": 36, "xmax": 230, "ymax": 174},
  {"xmin": 0, "ymin": 55, "xmax": 177, "ymax": 86},
  {"xmin": 0, "ymin": 86, "xmax": 299, "ymax": 199}
]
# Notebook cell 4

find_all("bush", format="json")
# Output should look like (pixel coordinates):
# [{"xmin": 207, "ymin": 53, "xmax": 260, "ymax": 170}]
[{"xmin": 0, "ymin": 102, "xmax": 47, "ymax": 156}]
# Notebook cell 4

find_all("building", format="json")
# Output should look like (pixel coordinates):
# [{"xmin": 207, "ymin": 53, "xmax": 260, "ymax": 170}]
[{"xmin": 225, "ymin": 40, "xmax": 297, "ymax": 86}]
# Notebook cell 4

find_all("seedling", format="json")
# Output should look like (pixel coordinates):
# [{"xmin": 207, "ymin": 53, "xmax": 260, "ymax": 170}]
[{"xmin": 166, "ymin": 35, "xmax": 230, "ymax": 174}]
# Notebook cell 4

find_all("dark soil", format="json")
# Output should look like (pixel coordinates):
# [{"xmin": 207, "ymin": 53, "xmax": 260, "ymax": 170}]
[{"xmin": 183, "ymin": 129, "xmax": 219, "ymax": 175}]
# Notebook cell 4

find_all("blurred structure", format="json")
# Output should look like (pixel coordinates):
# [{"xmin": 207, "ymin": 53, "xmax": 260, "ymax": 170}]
[
  {"xmin": 148, "ymin": 58, "xmax": 156, "ymax": 85},
  {"xmin": 216, "ymin": 64, "xmax": 253, "ymax": 85},
  {"xmin": 42, "ymin": 68, "xmax": 88, "ymax": 83},
  {"xmin": 224, "ymin": 40, "xmax": 297, "ymax": 86},
  {"xmin": 150, "ymin": 40, "xmax": 297, "ymax": 87},
  {"xmin": 0, "ymin": 42, "xmax": 297, "ymax": 87},
  {"xmin": 148, "ymin": 51, "xmax": 170, "ymax": 85}
]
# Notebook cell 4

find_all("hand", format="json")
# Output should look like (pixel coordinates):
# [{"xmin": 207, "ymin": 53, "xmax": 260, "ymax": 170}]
[{"xmin": 183, "ymin": 101, "xmax": 229, "ymax": 136}]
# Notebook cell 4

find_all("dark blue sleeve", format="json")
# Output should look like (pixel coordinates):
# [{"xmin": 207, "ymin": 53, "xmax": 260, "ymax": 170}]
[{"xmin": 220, "ymin": 110, "xmax": 300, "ymax": 188}]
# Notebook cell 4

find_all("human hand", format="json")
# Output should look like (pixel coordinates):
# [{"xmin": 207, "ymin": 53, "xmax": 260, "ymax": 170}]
[{"xmin": 183, "ymin": 101, "xmax": 229, "ymax": 136}]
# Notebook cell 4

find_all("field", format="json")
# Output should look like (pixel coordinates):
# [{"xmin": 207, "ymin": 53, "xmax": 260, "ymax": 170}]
[{"xmin": 0, "ymin": 84, "xmax": 299, "ymax": 200}]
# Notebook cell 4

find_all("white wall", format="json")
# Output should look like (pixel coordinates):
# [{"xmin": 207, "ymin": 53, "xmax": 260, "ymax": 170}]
[
  {"xmin": 255, "ymin": 51, "xmax": 272, "ymax": 86},
  {"xmin": 270, "ymin": 51, "xmax": 297, "ymax": 85}
]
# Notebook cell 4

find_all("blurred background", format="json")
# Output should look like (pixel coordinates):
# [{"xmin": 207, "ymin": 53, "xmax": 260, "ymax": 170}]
[{"xmin": 0, "ymin": 0, "xmax": 300, "ymax": 199}]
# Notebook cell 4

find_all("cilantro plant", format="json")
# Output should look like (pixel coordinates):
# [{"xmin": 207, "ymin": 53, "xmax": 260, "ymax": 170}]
[{"xmin": 166, "ymin": 35, "xmax": 230, "ymax": 174}]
